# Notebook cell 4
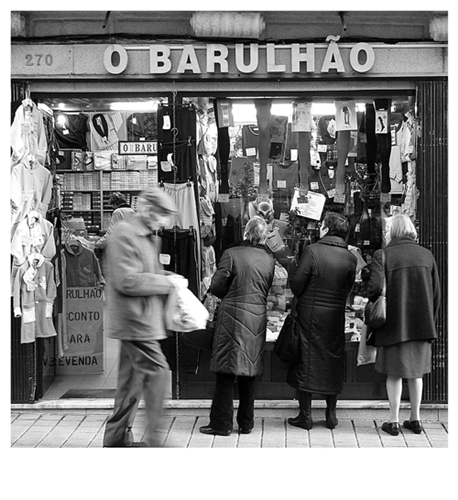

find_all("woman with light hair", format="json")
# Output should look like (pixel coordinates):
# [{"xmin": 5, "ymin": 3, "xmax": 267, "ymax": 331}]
[
  {"xmin": 367, "ymin": 214, "xmax": 441, "ymax": 436},
  {"xmin": 199, "ymin": 216, "xmax": 275, "ymax": 436}
]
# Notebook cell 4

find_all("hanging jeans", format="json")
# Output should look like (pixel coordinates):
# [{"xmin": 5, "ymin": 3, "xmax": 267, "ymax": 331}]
[
  {"xmin": 209, "ymin": 372, "xmax": 257, "ymax": 432},
  {"xmin": 159, "ymin": 228, "xmax": 200, "ymax": 374}
]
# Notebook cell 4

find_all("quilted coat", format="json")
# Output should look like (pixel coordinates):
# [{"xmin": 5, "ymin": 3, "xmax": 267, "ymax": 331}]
[
  {"xmin": 286, "ymin": 235, "xmax": 356, "ymax": 394},
  {"xmin": 209, "ymin": 241, "xmax": 275, "ymax": 377}
]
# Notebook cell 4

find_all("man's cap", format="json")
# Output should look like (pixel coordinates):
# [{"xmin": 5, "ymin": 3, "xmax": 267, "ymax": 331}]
[{"xmin": 139, "ymin": 187, "xmax": 178, "ymax": 214}]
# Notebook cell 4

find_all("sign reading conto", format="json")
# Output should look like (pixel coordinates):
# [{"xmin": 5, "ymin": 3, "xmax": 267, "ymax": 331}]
[{"xmin": 103, "ymin": 42, "xmax": 375, "ymax": 75}]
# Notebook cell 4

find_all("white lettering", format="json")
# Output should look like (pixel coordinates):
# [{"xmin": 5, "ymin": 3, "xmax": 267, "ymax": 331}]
[
  {"xmin": 207, "ymin": 44, "xmax": 229, "ymax": 73},
  {"xmin": 321, "ymin": 42, "xmax": 345, "ymax": 73},
  {"xmin": 266, "ymin": 43, "xmax": 285, "ymax": 72},
  {"xmin": 150, "ymin": 45, "xmax": 172, "ymax": 74},
  {"xmin": 103, "ymin": 44, "xmax": 128, "ymax": 75},
  {"xmin": 235, "ymin": 43, "xmax": 259, "ymax": 73},
  {"xmin": 177, "ymin": 46, "xmax": 201, "ymax": 73},
  {"xmin": 291, "ymin": 43, "xmax": 315, "ymax": 73},
  {"xmin": 350, "ymin": 43, "xmax": 375, "ymax": 73}
]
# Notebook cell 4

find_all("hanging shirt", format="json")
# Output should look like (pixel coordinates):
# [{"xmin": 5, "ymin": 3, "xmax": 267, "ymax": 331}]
[
  {"xmin": 54, "ymin": 112, "xmax": 89, "ymax": 150},
  {"xmin": 11, "ymin": 159, "xmax": 53, "ymax": 238},
  {"xmin": 11, "ymin": 100, "xmax": 48, "ymax": 169},
  {"xmin": 13, "ymin": 254, "xmax": 57, "ymax": 344},
  {"xmin": 64, "ymin": 239, "xmax": 105, "ymax": 287}
]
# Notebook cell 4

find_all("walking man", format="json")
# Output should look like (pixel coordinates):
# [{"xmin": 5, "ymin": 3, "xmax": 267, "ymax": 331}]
[{"xmin": 103, "ymin": 187, "xmax": 185, "ymax": 447}]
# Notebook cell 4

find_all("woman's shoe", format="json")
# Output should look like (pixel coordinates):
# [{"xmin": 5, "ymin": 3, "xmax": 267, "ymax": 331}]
[
  {"xmin": 403, "ymin": 420, "xmax": 423, "ymax": 434},
  {"xmin": 288, "ymin": 412, "xmax": 313, "ymax": 430},
  {"xmin": 239, "ymin": 428, "xmax": 253, "ymax": 434},
  {"xmin": 381, "ymin": 422, "xmax": 400, "ymax": 436},
  {"xmin": 325, "ymin": 409, "xmax": 338, "ymax": 429},
  {"xmin": 199, "ymin": 425, "xmax": 232, "ymax": 436}
]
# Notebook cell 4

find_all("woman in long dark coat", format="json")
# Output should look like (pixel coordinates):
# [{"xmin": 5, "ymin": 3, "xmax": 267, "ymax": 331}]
[
  {"xmin": 199, "ymin": 216, "xmax": 275, "ymax": 436},
  {"xmin": 368, "ymin": 214, "xmax": 440, "ymax": 436},
  {"xmin": 287, "ymin": 212, "xmax": 356, "ymax": 430}
]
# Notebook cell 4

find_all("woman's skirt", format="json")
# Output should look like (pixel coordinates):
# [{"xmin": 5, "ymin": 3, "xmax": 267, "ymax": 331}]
[{"xmin": 375, "ymin": 340, "xmax": 432, "ymax": 378}]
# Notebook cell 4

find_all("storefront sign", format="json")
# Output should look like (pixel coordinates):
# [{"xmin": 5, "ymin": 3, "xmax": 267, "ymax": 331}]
[
  {"xmin": 55, "ymin": 287, "xmax": 104, "ymax": 374},
  {"xmin": 104, "ymin": 42, "xmax": 375, "ymax": 75},
  {"xmin": 119, "ymin": 141, "xmax": 157, "ymax": 155},
  {"xmin": 11, "ymin": 42, "xmax": 447, "ymax": 80}
]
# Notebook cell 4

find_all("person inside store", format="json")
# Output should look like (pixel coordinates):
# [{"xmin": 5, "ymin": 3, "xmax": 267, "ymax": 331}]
[
  {"xmin": 103, "ymin": 187, "xmax": 187, "ymax": 447},
  {"xmin": 200, "ymin": 216, "xmax": 275, "ymax": 436},
  {"xmin": 94, "ymin": 192, "xmax": 135, "ymax": 253},
  {"xmin": 286, "ymin": 211, "xmax": 357, "ymax": 430},
  {"xmin": 367, "ymin": 214, "xmax": 441, "ymax": 436}
]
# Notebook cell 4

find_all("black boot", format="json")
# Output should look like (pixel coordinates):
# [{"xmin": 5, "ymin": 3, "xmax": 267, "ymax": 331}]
[
  {"xmin": 288, "ymin": 391, "xmax": 313, "ymax": 430},
  {"xmin": 325, "ymin": 395, "xmax": 338, "ymax": 429}
]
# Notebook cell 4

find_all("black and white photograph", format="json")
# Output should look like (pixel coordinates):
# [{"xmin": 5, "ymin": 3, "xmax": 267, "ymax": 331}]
[{"xmin": 5, "ymin": 3, "xmax": 454, "ymax": 498}]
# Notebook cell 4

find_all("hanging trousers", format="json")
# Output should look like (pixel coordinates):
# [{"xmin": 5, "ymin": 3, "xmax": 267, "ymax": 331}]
[
  {"xmin": 210, "ymin": 372, "xmax": 257, "ymax": 432},
  {"xmin": 103, "ymin": 340, "xmax": 169, "ymax": 447}
]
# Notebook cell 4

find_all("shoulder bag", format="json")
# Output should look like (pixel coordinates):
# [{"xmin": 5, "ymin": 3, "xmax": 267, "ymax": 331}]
[
  {"xmin": 273, "ymin": 300, "xmax": 300, "ymax": 364},
  {"xmin": 364, "ymin": 249, "xmax": 386, "ymax": 329}
]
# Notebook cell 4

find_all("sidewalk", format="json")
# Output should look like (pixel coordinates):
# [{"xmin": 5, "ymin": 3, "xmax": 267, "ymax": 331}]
[{"xmin": 11, "ymin": 400, "xmax": 448, "ymax": 448}]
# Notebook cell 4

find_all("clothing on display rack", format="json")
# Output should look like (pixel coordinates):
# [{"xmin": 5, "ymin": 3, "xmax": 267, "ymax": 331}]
[
  {"xmin": 89, "ymin": 112, "xmax": 124, "ymax": 151},
  {"xmin": 63, "ymin": 239, "xmax": 105, "ymax": 288},
  {"xmin": 11, "ymin": 158, "xmax": 53, "ymax": 238},
  {"xmin": 11, "ymin": 99, "xmax": 48, "ymax": 168},
  {"xmin": 12, "ymin": 253, "xmax": 58, "ymax": 344},
  {"xmin": 54, "ymin": 112, "xmax": 89, "ymax": 151},
  {"xmin": 126, "ymin": 112, "xmax": 157, "ymax": 141}
]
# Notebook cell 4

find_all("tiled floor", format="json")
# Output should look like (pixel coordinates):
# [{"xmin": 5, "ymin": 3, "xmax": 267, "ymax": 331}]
[{"xmin": 10, "ymin": 409, "xmax": 448, "ymax": 448}]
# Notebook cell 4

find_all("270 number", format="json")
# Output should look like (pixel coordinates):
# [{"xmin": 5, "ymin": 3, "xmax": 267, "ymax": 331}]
[{"xmin": 25, "ymin": 54, "xmax": 53, "ymax": 66}]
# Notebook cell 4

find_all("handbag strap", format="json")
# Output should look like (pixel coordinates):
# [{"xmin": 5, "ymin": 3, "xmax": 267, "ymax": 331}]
[{"xmin": 380, "ymin": 250, "xmax": 386, "ymax": 297}]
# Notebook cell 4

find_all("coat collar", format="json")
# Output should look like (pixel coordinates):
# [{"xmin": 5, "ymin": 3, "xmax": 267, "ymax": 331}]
[
  {"xmin": 387, "ymin": 235, "xmax": 417, "ymax": 247},
  {"xmin": 316, "ymin": 235, "xmax": 348, "ymax": 249}
]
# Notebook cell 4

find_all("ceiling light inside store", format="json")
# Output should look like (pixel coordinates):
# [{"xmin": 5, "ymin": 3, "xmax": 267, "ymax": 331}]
[{"xmin": 109, "ymin": 101, "xmax": 159, "ymax": 111}]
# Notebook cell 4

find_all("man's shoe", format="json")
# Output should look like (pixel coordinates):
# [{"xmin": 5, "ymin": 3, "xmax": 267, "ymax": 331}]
[
  {"xmin": 288, "ymin": 412, "xmax": 313, "ymax": 430},
  {"xmin": 403, "ymin": 420, "xmax": 423, "ymax": 434},
  {"xmin": 199, "ymin": 425, "xmax": 231, "ymax": 436},
  {"xmin": 239, "ymin": 428, "xmax": 253, "ymax": 434},
  {"xmin": 103, "ymin": 441, "xmax": 148, "ymax": 448},
  {"xmin": 325, "ymin": 409, "xmax": 338, "ymax": 430},
  {"xmin": 381, "ymin": 422, "xmax": 400, "ymax": 436}
]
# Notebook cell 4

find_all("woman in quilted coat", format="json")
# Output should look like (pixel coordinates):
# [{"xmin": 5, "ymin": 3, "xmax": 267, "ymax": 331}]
[
  {"xmin": 286, "ymin": 212, "xmax": 356, "ymax": 430},
  {"xmin": 199, "ymin": 216, "xmax": 275, "ymax": 436}
]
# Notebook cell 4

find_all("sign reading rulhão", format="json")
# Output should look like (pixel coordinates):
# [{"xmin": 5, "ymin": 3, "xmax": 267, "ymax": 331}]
[
  {"xmin": 104, "ymin": 42, "xmax": 375, "ymax": 75},
  {"xmin": 54, "ymin": 287, "xmax": 104, "ymax": 374}
]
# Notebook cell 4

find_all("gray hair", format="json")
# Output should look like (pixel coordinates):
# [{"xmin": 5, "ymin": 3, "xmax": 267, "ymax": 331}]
[
  {"xmin": 389, "ymin": 214, "xmax": 417, "ymax": 240},
  {"xmin": 244, "ymin": 216, "xmax": 269, "ymax": 245}
]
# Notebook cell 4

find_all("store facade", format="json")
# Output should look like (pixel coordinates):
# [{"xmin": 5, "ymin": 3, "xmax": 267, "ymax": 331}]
[{"xmin": 11, "ymin": 11, "xmax": 448, "ymax": 404}]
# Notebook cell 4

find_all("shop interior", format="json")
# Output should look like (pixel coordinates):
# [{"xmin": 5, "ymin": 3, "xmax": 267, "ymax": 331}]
[{"xmin": 15, "ymin": 92, "xmax": 418, "ymax": 400}]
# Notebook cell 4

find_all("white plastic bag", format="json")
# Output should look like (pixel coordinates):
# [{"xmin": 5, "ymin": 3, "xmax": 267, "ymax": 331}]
[{"xmin": 165, "ymin": 285, "xmax": 209, "ymax": 333}]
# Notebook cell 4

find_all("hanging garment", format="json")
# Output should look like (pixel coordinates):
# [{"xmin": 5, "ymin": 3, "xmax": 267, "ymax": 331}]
[
  {"xmin": 199, "ymin": 155, "xmax": 219, "ymax": 203},
  {"xmin": 388, "ymin": 116, "xmax": 404, "ymax": 194},
  {"xmin": 162, "ymin": 182, "xmax": 199, "ymax": 231},
  {"xmin": 11, "ymin": 100, "xmax": 48, "ymax": 169},
  {"xmin": 13, "ymin": 254, "xmax": 57, "ymax": 344},
  {"xmin": 126, "ymin": 112, "xmax": 157, "ymax": 141},
  {"xmin": 269, "ymin": 115, "xmax": 288, "ymax": 160},
  {"xmin": 242, "ymin": 124, "xmax": 259, "ymax": 157},
  {"xmin": 196, "ymin": 106, "xmax": 218, "ymax": 157},
  {"xmin": 11, "ymin": 211, "xmax": 56, "ymax": 266},
  {"xmin": 272, "ymin": 162, "xmax": 299, "ymax": 195},
  {"xmin": 157, "ymin": 104, "xmax": 196, "ymax": 143},
  {"xmin": 158, "ymin": 227, "xmax": 200, "ymax": 373},
  {"xmin": 202, "ymin": 245, "xmax": 216, "ymax": 279},
  {"xmin": 11, "ymin": 159, "xmax": 53, "ymax": 238},
  {"xmin": 89, "ymin": 113, "xmax": 121, "ymax": 151},
  {"xmin": 39, "ymin": 105, "xmax": 60, "ymax": 172},
  {"xmin": 64, "ymin": 239, "xmax": 105, "ymax": 288},
  {"xmin": 54, "ymin": 112, "xmax": 89, "ymax": 150},
  {"xmin": 158, "ymin": 140, "xmax": 197, "ymax": 183}
]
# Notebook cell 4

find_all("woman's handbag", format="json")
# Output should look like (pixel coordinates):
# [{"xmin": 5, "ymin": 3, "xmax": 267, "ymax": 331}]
[
  {"xmin": 364, "ymin": 250, "xmax": 386, "ymax": 329},
  {"xmin": 357, "ymin": 323, "xmax": 377, "ymax": 366},
  {"xmin": 273, "ymin": 303, "xmax": 300, "ymax": 364},
  {"xmin": 181, "ymin": 293, "xmax": 220, "ymax": 352}
]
